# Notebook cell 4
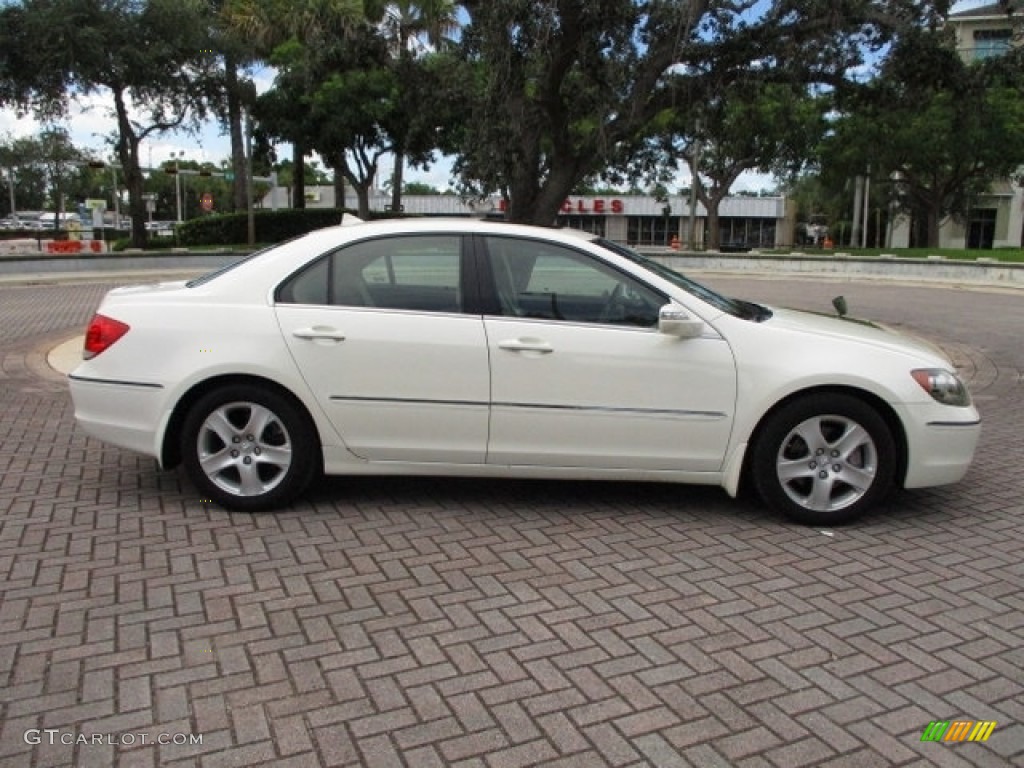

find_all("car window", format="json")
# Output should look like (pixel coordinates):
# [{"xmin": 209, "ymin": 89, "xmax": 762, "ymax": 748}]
[
  {"xmin": 278, "ymin": 235, "xmax": 463, "ymax": 313},
  {"xmin": 483, "ymin": 236, "xmax": 663, "ymax": 327}
]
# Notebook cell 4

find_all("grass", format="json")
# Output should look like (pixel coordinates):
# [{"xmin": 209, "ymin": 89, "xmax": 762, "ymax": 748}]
[{"xmin": 766, "ymin": 247, "xmax": 1024, "ymax": 263}]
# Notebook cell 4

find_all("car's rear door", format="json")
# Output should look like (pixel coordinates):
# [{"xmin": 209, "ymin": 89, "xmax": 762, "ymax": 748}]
[{"xmin": 275, "ymin": 233, "xmax": 490, "ymax": 463}]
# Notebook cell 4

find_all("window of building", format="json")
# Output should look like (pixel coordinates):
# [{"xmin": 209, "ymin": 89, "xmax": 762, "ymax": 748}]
[
  {"xmin": 557, "ymin": 215, "xmax": 605, "ymax": 237},
  {"xmin": 718, "ymin": 218, "xmax": 777, "ymax": 249},
  {"xmin": 627, "ymin": 216, "xmax": 674, "ymax": 246},
  {"xmin": 973, "ymin": 29, "xmax": 1012, "ymax": 60}
]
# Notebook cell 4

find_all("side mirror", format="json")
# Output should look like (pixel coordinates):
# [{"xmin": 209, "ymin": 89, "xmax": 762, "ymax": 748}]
[{"xmin": 658, "ymin": 304, "xmax": 704, "ymax": 339}]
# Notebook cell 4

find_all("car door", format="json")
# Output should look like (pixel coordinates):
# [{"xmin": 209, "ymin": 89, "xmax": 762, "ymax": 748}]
[
  {"xmin": 275, "ymin": 233, "xmax": 490, "ymax": 464},
  {"xmin": 480, "ymin": 235, "xmax": 737, "ymax": 472}
]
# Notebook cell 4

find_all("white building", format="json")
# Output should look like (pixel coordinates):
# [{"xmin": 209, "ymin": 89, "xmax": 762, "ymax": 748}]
[
  {"xmin": 260, "ymin": 187, "xmax": 797, "ymax": 249},
  {"xmin": 891, "ymin": 2, "xmax": 1024, "ymax": 249}
]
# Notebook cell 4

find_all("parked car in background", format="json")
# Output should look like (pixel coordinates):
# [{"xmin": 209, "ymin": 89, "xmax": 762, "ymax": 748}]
[{"xmin": 69, "ymin": 218, "xmax": 980, "ymax": 525}]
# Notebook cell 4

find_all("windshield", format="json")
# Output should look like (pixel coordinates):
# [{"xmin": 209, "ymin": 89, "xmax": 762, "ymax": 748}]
[{"xmin": 595, "ymin": 237, "xmax": 770, "ymax": 321}]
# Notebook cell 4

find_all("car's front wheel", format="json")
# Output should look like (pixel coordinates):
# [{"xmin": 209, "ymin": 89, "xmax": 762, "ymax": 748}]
[
  {"xmin": 181, "ymin": 385, "xmax": 319, "ymax": 511},
  {"xmin": 751, "ymin": 393, "xmax": 897, "ymax": 526}
]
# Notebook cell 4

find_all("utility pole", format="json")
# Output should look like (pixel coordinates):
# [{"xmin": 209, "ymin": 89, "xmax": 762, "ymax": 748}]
[
  {"xmin": 687, "ymin": 125, "xmax": 703, "ymax": 251},
  {"xmin": 851, "ymin": 175, "xmax": 864, "ymax": 248},
  {"xmin": 862, "ymin": 165, "xmax": 871, "ymax": 249},
  {"xmin": 246, "ymin": 111, "xmax": 255, "ymax": 246}
]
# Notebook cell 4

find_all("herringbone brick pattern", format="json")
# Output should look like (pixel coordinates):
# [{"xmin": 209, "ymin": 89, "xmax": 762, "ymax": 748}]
[{"xmin": 0, "ymin": 280, "xmax": 1021, "ymax": 767}]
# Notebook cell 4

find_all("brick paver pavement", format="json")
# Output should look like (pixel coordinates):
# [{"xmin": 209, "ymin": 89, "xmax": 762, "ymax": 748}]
[{"xmin": 0, "ymin": 276, "xmax": 1021, "ymax": 768}]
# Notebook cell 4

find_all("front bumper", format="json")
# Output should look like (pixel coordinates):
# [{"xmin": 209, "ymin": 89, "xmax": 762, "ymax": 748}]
[{"xmin": 901, "ymin": 403, "xmax": 981, "ymax": 489}]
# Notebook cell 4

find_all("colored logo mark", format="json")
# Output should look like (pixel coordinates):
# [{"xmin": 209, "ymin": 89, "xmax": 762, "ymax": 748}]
[{"xmin": 921, "ymin": 720, "xmax": 997, "ymax": 743}]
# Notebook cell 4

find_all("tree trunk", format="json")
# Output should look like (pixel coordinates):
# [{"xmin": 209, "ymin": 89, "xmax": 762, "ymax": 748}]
[
  {"xmin": 926, "ymin": 199, "xmax": 942, "ymax": 248},
  {"xmin": 293, "ymin": 142, "xmax": 306, "ymax": 209},
  {"xmin": 112, "ymin": 89, "xmax": 147, "ymax": 248},
  {"xmin": 225, "ymin": 53, "xmax": 247, "ymax": 212},
  {"xmin": 505, "ymin": 161, "xmax": 579, "ymax": 225},
  {"xmin": 705, "ymin": 203, "xmax": 722, "ymax": 250},
  {"xmin": 332, "ymin": 153, "xmax": 346, "ymax": 211},
  {"xmin": 390, "ymin": 149, "xmax": 404, "ymax": 213},
  {"xmin": 355, "ymin": 182, "xmax": 371, "ymax": 219}
]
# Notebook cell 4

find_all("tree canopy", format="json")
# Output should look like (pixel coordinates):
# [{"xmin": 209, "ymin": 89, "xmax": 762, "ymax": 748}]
[
  {"xmin": 448, "ymin": 0, "xmax": 950, "ymax": 224},
  {"xmin": 819, "ymin": 28, "xmax": 1024, "ymax": 247}
]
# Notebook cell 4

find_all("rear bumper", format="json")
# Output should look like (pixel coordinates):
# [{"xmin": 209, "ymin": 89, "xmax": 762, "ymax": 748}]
[{"xmin": 69, "ymin": 374, "xmax": 166, "ymax": 460}]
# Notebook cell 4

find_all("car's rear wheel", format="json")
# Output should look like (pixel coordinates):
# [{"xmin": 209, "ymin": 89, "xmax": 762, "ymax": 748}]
[
  {"xmin": 751, "ymin": 393, "xmax": 897, "ymax": 526},
  {"xmin": 181, "ymin": 385, "xmax": 318, "ymax": 511}
]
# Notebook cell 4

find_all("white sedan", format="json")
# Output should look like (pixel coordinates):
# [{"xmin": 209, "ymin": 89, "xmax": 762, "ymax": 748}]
[{"xmin": 69, "ymin": 218, "xmax": 980, "ymax": 525}]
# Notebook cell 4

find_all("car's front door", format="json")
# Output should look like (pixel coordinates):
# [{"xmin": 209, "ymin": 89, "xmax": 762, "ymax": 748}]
[
  {"xmin": 275, "ymin": 234, "xmax": 489, "ymax": 463},
  {"xmin": 480, "ymin": 235, "xmax": 737, "ymax": 471}
]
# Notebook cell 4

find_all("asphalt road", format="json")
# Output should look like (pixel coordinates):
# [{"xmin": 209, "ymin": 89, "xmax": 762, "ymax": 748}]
[{"xmin": 0, "ymin": 275, "xmax": 1021, "ymax": 768}]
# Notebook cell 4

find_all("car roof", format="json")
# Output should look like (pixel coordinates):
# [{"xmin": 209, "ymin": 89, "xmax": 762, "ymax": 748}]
[{"xmin": 317, "ymin": 216, "xmax": 598, "ymax": 243}]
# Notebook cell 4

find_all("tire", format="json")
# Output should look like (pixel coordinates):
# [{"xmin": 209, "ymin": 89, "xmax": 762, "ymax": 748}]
[
  {"xmin": 751, "ymin": 393, "xmax": 897, "ymax": 526},
  {"xmin": 181, "ymin": 384, "xmax": 319, "ymax": 511}
]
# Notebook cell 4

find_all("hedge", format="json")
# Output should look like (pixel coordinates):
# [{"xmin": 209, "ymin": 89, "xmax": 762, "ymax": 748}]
[{"xmin": 174, "ymin": 208, "xmax": 396, "ymax": 247}]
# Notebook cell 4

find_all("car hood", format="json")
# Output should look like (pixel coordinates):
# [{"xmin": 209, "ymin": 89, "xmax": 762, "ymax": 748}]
[{"xmin": 763, "ymin": 306, "xmax": 950, "ymax": 365}]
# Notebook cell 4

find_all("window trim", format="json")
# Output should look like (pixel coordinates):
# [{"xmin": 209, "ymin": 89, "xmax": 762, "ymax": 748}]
[
  {"xmin": 274, "ymin": 233, "xmax": 478, "ymax": 315},
  {"xmin": 473, "ymin": 233, "xmax": 668, "ymax": 328}
]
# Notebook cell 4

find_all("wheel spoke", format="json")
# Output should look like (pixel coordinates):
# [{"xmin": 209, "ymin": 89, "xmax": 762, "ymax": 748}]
[
  {"xmin": 256, "ymin": 444, "xmax": 292, "ymax": 469},
  {"xmin": 840, "ymin": 464, "xmax": 876, "ymax": 493},
  {"xmin": 833, "ymin": 422, "xmax": 872, "ymax": 460},
  {"xmin": 792, "ymin": 418, "xmax": 828, "ymax": 455},
  {"xmin": 237, "ymin": 462, "xmax": 268, "ymax": 496},
  {"xmin": 243, "ymin": 404, "xmax": 275, "ymax": 440},
  {"xmin": 204, "ymin": 409, "xmax": 238, "ymax": 445},
  {"xmin": 808, "ymin": 475, "xmax": 836, "ymax": 510},
  {"xmin": 778, "ymin": 458, "xmax": 816, "ymax": 481},
  {"xmin": 200, "ymin": 449, "xmax": 236, "ymax": 475}
]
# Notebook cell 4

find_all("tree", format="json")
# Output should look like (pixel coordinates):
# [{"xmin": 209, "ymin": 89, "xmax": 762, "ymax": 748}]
[
  {"xmin": 0, "ymin": 135, "xmax": 48, "ymax": 215},
  {"xmin": 206, "ymin": 0, "xmax": 260, "ymax": 212},
  {"xmin": 378, "ymin": 1, "xmax": 459, "ymax": 213},
  {"xmin": 820, "ymin": 30, "xmax": 1024, "ymax": 247},
  {"xmin": 0, "ymin": 0, "xmax": 219, "ymax": 246},
  {"xmin": 450, "ymin": 0, "xmax": 950, "ymax": 225},
  {"xmin": 223, "ymin": 0, "xmax": 372, "ymax": 209},
  {"xmin": 677, "ymin": 81, "xmax": 827, "ymax": 249}
]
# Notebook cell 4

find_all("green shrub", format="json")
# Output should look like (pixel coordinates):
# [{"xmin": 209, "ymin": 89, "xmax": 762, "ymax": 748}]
[{"xmin": 175, "ymin": 208, "xmax": 391, "ymax": 247}]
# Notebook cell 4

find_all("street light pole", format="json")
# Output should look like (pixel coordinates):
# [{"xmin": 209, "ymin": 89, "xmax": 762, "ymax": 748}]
[
  {"xmin": 109, "ymin": 162, "xmax": 120, "ymax": 227},
  {"xmin": 4, "ymin": 168, "xmax": 15, "ymax": 222},
  {"xmin": 171, "ymin": 151, "xmax": 182, "ymax": 223},
  {"xmin": 246, "ymin": 110, "xmax": 255, "ymax": 246}
]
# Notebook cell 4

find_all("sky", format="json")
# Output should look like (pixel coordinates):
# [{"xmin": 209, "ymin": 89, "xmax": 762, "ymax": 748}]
[{"xmin": 0, "ymin": 1, "xmax": 986, "ymax": 198}]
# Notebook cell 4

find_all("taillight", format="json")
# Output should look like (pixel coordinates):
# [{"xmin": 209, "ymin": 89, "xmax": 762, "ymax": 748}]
[{"xmin": 83, "ymin": 314, "xmax": 130, "ymax": 359}]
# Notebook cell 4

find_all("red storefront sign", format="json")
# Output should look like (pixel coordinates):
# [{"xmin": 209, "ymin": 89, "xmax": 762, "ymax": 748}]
[{"xmin": 497, "ymin": 198, "xmax": 624, "ymax": 214}]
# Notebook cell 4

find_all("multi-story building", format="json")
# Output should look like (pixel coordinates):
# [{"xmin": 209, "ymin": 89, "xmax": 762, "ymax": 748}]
[{"xmin": 892, "ymin": 2, "xmax": 1023, "ymax": 249}]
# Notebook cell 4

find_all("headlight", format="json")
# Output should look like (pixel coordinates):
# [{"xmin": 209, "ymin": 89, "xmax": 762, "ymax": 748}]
[{"xmin": 911, "ymin": 369, "xmax": 971, "ymax": 407}]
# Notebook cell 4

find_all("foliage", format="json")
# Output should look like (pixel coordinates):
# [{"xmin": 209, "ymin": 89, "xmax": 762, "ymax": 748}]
[
  {"xmin": 673, "ymin": 81, "xmax": 828, "ymax": 248},
  {"xmin": 819, "ymin": 29, "xmax": 1024, "ymax": 247},
  {"xmin": 174, "ymin": 207, "xmax": 399, "ymax": 246},
  {"xmin": 448, "ymin": 0, "xmax": 947, "ymax": 225},
  {"xmin": 0, "ymin": 0, "xmax": 220, "ymax": 247}
]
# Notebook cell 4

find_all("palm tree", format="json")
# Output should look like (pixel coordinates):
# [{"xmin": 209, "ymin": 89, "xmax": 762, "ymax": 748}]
[
  {"xmin": 378, "ymin": 1, "xmax": 459, "ymax": 212},
  {"xmin": 223, "ymin": 0, "xmax": 370, "ymax": 208}
]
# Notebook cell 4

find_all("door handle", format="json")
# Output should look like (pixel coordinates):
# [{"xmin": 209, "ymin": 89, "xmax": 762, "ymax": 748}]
[
  {"xmin": 498, "ymin": 338, "xmax": 553, "ymax": 354},
  {"xmin": 293, "ymin": 327, "xmax": 346, "ymax": 341}
]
